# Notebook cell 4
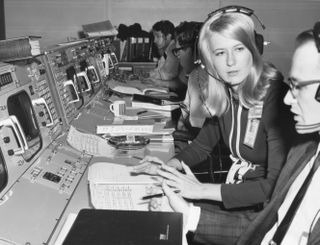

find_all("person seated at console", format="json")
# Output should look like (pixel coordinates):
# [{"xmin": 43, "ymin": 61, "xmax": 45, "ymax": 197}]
[
  {"xmin": 133, "ymin": 6, "xmax": 296, "ymax": 244},
  {"xmin": 172, "ymin": 21, "xmax": 210, "ymax": 152},
  {"xmin": 173, "ymin": 21, "xmax": 208, "ymax": 134},
  {"xmin": 149, "ymin": 20, "xmax": 179, "ymax": 80},
  {"xmin": 146, "ymin": 20, "xmax": 187, "ymax": 97}
]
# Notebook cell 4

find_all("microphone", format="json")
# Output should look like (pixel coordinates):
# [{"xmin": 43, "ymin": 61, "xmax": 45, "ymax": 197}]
[
  {"xmin": 295, "ymin": 123, "xmax": 320, "ymax": 134},
  {"xmin": 195, "ymin": 59, "xmax": 240, "ymax": 89},
  {"xmin": 194, "ymin": 59, "xmax": 227, "ymax": 84}
]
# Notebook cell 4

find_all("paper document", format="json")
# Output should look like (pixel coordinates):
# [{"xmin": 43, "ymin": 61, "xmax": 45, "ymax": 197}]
[
  {"xmin": 88, "ymin": 162, "xmax": 156, "ymax": 184},
  {"xmin": 96, "ymin": 123, "xmax": 171, "ymax": 136},
  {"xmin": 107, "ymin": 79, "xmax": 168, "ymax": 95},
  {"xmin": 88, "ymin": 162, "xmax": 172, "ymax": 211},
  {"xmin": 67, "ymin": 126, "xmax": 116, "ymax": 156},
  {"xmin": 131, "ymin": 101, "xmax": 180, "ymax": 111}
]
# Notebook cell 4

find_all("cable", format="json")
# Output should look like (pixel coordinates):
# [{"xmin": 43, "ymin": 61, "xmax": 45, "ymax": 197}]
[{"xmin": 307, "ymin": 208, "xmax": 320, "ymax": 242}]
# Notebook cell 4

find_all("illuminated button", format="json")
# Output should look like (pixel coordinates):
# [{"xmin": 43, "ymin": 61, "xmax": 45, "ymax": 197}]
[
  {"xmin": 3, "ymin": 137, "xmax": 10, "ymax": 143},
  {"xmin": 43, "ymin": 172, "xmax": 61, "ymax": 183}
]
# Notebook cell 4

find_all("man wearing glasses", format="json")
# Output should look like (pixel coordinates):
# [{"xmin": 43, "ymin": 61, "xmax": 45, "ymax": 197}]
[
  {"xmin": 237, "ymin": 25, "xmax": 320, "ymax": 245},
  {"xmin": 173, "ymin": 21, "xmax": 209, "ymax": 139}
]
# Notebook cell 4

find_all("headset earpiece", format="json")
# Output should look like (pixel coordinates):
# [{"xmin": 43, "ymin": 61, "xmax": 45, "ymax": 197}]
[
  {"xmin": 315, "ymin": 84, "xmax": 320, "ymax": 102},
  {"xmin": 254, "ymin": 31, "xmax": 264, "ymax": 54},
  {"xmin": 313, "ymin": 21, "xmax": 320, "ymax": 52},
  {"xmin": 313, "ymin": 21, "xmax": 320, "ymax": 102}
]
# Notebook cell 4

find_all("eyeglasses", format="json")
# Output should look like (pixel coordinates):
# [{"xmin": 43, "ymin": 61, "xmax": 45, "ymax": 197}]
[
  {"xmin": 287, "ymin": 78, "xmax": 320, "ymax": 91},
  {"xmin": 172, "ymin": 45, "xmax": 191, "ymax": 57}
]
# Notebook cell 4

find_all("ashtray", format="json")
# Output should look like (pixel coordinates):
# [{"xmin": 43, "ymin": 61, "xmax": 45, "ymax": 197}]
[{"xmin": 108, "ymin": 135, "xmax": 150, "ymax": 150}]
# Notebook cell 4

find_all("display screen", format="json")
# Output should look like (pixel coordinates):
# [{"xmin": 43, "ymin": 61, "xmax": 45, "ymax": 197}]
[
  {"xmin": 87, "ymin": 67, "xmax": 98, "ymax": 83},
  {"xmin": 43, "ymin": 172, "xmax": 61, "ymax": 183}
]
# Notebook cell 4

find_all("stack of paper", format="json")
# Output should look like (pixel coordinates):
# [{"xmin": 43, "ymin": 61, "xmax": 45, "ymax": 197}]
[
  {"xmin": 82, "ymin": 20, "xmax": 118, "ymax": 37},
  {"xmin": 107, "ymin": 78, "xmax": 169, "ymax": 96},
  {"xmin": 0, "ymin": 36, "xmax": 41, "ymax": 61},
  {"xmin": 131, "ymin": 101, "xmax": 180, "ymax": 111}
]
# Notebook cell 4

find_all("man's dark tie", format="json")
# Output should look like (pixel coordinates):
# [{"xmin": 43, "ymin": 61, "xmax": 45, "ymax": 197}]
[{"xmin": 270, "ymin": 152, "xmax": 320, "ymax": 245}]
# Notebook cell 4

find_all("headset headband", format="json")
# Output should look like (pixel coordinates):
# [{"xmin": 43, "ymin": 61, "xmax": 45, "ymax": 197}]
[
  {"xmin": 206, "ymin": 5, "xmax": 265, "ymax": 30},
  {"xmin": 313, "ymin": 21, "xmax": 320, "ymax": 52}
]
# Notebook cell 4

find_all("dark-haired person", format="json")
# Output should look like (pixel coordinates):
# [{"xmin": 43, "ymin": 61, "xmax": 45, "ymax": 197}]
[
  {"xmin": 173, "ymin": 21, "xmax": 208, "ymax": 133},
  {"xmin": 142, "ymin": 20, "xmax": 187, "ymax": 97},
  {"xmin": 134, "ymin": 8, "xmax": 295, "ymax": 245},
  {"xmin": 149, "ymin": 20, "xmax": 179, "ymax": 81},
  {"xmin": 172, "ymin": 21, "xmax": 209, "ymax": 153}
]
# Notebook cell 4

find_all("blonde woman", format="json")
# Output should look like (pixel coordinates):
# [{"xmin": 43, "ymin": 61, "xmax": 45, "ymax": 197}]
[{"xmin": 134, "ymin": 6, "xmax": 295, "ymax": 244}]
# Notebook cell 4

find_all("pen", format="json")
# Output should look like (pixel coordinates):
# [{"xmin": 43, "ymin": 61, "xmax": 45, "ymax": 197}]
[
  {"xmin": 137, "ymin": 110, "xmax": 148, "ymax": 115},
  {"xmin": 141, "ymin": 190, "xmax": 180, "ymax": 200},
  {"xmin": 132, "ymin": 155, "xmax": 163, "ymax": 165}
]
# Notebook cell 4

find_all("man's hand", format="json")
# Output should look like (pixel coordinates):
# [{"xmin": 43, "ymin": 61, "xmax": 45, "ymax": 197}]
[
  {"xmin": 158, "ymin": 162, "xmax": 204, "ymax": 200},
  {"xmin": 162, "ymin": 180, "xmax": 191, "ymax": 227}
]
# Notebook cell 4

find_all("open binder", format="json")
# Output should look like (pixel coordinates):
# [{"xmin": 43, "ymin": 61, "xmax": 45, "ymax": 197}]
[{"xmin": 62, "ymin": 209, "xmax": 183, "ymax": 245}]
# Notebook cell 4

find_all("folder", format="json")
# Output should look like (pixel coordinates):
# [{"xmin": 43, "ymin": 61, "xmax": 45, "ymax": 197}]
[
  {"xmin": 132, "ymin": 93, "xmax": 182, "ymax": 105},
  {"xmin": 62, "ymin": 209, "xmax": 183, "ymax": 245}
]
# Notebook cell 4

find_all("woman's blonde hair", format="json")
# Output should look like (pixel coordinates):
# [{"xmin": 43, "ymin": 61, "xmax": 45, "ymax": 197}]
[{"xmin": 198, "ymin": 12, "xmax": 279, "ymax": 116}]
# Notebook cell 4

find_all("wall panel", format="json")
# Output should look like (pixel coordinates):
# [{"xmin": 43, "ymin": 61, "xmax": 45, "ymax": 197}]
[
  {"xmin": 109, "ymin": 0, "xmax": 220, "ymax": 31},
  {"xmin": 4, "ymin": 0, "xmax": 320, "ymax": 75},
  {"xmin": 5, "ymin": 0, "xmax": 108, "ymax": 46}
]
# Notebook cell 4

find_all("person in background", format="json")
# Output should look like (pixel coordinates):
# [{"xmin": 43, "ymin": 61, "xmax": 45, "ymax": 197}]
[
  {"xmin": 173, "ymin": 21, "xmax": 208, "ymax": 134},
  {"xmin": 236, "ymin": 25, "xmax": 320, "ymax": 245},
  {"xmin": 149, "ymin": 20, "xmax": 179, "ymax": 80},
  {"xmin": 133, "ymin": 7, "xmax": 296, "ymax": 244},
  {"xmin": 172, "ymin": 21, "xmax": 212, "ymax": 154},
  {"xmin": 146, "ymin": 20, "xmax": 187, "ymax": 96}
]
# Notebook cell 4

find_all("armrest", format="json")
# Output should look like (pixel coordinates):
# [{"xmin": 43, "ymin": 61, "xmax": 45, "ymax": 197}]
[{"xmin": 172, "ymin": 130, "xmax": 198, "ymax": 142}]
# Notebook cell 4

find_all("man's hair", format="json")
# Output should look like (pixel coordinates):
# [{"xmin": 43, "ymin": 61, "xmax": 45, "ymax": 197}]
[
  {"xmin": 296, "ymin": 29, "xmax": 315, "ymax": 47},
  {"xmin": 174, "ymin": 21, "xmax": 202, "ymax": 51},
  {"xmin": 152, "ymin": 20, "xmax": 175, "ymax": 37}
]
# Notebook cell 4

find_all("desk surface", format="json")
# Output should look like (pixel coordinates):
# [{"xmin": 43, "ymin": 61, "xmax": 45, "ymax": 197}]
[
  {"xmin": 49, "ymin": 141, "xmax": 175, "ymax": 244},
  {"xmin": 48, "ymin": 90, "xmax": 176, "ymax": 244}
]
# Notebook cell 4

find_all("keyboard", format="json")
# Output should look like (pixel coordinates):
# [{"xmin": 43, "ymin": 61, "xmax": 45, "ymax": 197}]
[
  {"xmin": 67, "ymin": 126, "xmax": 115, "ymax": 156},
  {"xmin": 89, "ymin": 183, "xmax": 160, "ymax": 211},
  {"xmin": 79, "ymin": 134, "xmax": 100, "ymax": 155}
]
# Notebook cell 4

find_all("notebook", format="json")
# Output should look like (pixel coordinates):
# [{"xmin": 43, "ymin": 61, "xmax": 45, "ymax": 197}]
[{"xmin": 62, "ymin": 209, "xmax": 183, "ymax": 245}]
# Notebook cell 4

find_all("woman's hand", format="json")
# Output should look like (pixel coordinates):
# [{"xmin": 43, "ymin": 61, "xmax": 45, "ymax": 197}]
[
  {"xmin": 157, "ymin": 162, "xmax": 204, "ymax": 200},
  {"xmin": 131, "ymin": 156, "xmax": 164, "ymax": 175},
  {"xmin": 166, "ymin": 158, "xmax": 183, "ymax": 170},
  {"xmin": 132, "ymin": 156, "xmax": 183, "ymax": 175}
]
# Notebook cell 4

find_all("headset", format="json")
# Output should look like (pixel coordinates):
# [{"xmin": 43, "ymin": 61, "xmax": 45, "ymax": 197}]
[
  {"xmin": 313, "ymin": 21, "xmax": 320, "ymax": 102},
  {"xmin": 206, "ymin": 5, "xmax": 265, "ymax": 53},
  {"xmin": 194, "ymin": 5, "xmax": 266, "ymax": 85}
]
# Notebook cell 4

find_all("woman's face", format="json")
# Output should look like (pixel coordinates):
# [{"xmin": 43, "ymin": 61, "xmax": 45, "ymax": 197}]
[{"xmin": 208, "ymin": 32, "xmax": 253, "ymax": 88}]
